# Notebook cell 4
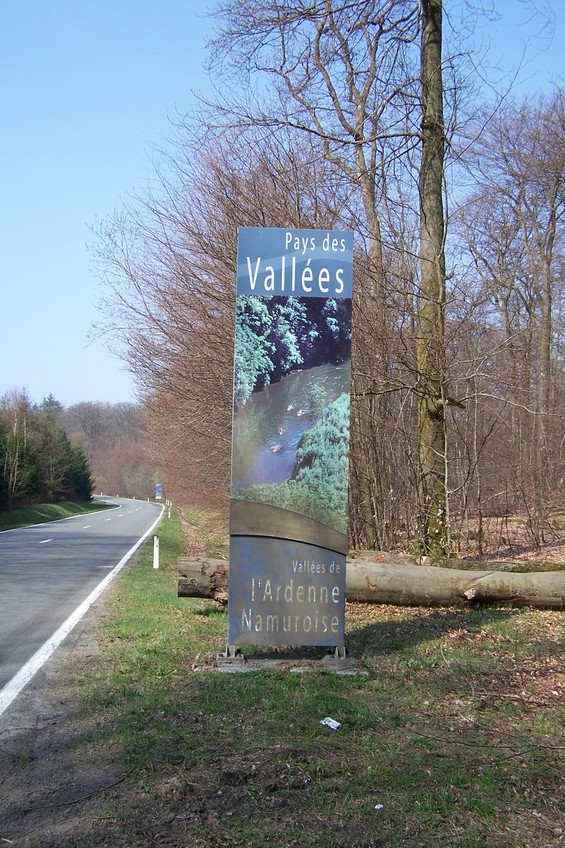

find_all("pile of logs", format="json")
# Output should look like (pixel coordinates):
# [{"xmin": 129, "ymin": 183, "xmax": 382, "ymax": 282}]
[{"xmin": 178, "ymin": 553, "xmax": 565, "ymax": 610}]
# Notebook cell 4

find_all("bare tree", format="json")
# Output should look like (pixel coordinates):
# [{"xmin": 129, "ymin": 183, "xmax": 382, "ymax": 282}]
[
  {"xmin": 94, "ymin": 127, "xmax": 350, "ymax": 507},
  {"xmin": 64, "ymin": 401, "xmax": 155, "ymax": 499},
  {"xmin": 417, "ymin": 0, "xmax": 448, "ymax": 553},
  {"xmin": 457, "ymin": 89, "xmax": 565, "ymax": 542}
]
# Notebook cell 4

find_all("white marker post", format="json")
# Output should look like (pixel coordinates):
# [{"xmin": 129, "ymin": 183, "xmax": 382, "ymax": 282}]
[{"xmin": 153, "ymin": 535, "xmax": 160, "ymax": 569}]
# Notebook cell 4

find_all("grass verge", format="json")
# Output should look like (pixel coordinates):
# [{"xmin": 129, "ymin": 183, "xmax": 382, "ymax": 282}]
[
  {"xmin": 0, "ymin": 499, "xmax": 115, "ymax": 531},
  {"xmin": 9, "ymin": 507, "xmax": 565, "ymax": 847}
]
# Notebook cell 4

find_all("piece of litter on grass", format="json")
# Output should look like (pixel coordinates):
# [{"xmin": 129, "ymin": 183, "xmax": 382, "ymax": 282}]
[
  {"xmin": 374, "ymin": 804, "xmax": 385, "ymax": 811},
  {"xmin": 320, "ymin": 716, "xmax": 341, "ymax": 730}
]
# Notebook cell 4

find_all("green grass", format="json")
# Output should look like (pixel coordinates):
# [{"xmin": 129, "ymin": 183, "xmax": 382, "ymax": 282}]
[
  {"xmin": 0, "ymin": 499, "xmax": 115, "ymax": 530},
  {"xmin": 60, "ymin": 507, "xmax": 565, "ymax": 847}
]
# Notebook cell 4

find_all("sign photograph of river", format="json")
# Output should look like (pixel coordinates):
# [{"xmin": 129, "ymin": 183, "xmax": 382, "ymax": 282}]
[{"xmin": 231, "ymin": 294, "xmax": 351, "ymax": 536}]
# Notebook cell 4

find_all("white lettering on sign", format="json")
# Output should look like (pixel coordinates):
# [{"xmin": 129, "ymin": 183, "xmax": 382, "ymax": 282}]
[
  {"xmin": 229, "ymin": 539, "xmax": 346, "ymax": 646},
  {"xmin": 245, "ymin": 565, "xmax": 342, "ymax": 640},
  {"xmin": 292, "ymin": 558, "xmax": 341, "ymax": 574},
  {"xmin": 246, "ymin": 255, "xmax": 344, "ymax": 296},
  {"xmin": 283, "ymin": 231, "xmax": 347, "ymax": 255},
  {"xmin": 251, "ymin": 576, "xmax": 340, "ymax": 605},
  {"xmin": 241, "ymin": 608, "xmax": 340, "ymax": 635}
]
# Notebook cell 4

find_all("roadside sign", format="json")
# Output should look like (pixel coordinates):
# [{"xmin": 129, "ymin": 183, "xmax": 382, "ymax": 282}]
[{"xmin": 228, "ymin": 227, "xmax": 353, "ymax": 649}]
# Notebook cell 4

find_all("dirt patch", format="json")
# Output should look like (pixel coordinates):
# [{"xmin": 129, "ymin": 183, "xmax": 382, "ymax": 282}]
[{"xmin": 0, "ymin": 602, "xmax": 125, "ymax": 848}]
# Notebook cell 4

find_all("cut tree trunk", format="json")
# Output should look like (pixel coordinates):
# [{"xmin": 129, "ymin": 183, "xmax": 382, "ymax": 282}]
[
  {"xmin": 178, "ymin": 558, "xmax": 230, "ymax": 604},
  {"xmin": 178, "ymin": 555, "xmax": 565, "ymax": 610}
]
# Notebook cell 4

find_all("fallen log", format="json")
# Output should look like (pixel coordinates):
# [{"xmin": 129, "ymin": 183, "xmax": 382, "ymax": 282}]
[
  {"xmin": 178, "ymin": 555, "xmax": 565, "ymax": 610},
  {"xmin": 178, "ymin": 558, "xmax": 229, "ymax": 605}
]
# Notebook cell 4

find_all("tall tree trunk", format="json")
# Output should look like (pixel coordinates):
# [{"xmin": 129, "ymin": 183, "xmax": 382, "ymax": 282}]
[{"xmin": 417, "ymin": 0, "xmax": 448, "ymax": 555}]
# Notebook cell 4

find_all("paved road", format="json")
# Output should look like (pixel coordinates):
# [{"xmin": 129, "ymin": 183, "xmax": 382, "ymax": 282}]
[{"xmin": 0, "ymin": 497, "xmax": 162, "ymax": 692}]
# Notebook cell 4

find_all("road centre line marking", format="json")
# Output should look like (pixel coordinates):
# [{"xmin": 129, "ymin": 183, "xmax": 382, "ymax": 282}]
[
  {"xmin": 39, "ymin": 539, "xmax": 52, "ymax": 544},
  {"xmin": 0, "ymin": 505, "xmax": 164, "ymax": 719},
  {"xmin": 83, "ymin": 525, "xmax": 91, "ymax": 529}
]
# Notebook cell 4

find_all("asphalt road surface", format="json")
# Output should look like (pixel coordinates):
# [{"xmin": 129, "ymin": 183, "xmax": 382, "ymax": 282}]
[{"xmin": 0, "ymin": 497, "xmax": 162, "ymax": 695}]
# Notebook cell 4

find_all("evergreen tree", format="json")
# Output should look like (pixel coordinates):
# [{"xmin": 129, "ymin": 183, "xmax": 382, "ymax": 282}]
[
  {"xmin": 66, "ymin": 443, "xmax": 94, "ymax": 502},
  {"xmin": 0, "ymin": 393, "xmax": 95, "ymax": 508}
]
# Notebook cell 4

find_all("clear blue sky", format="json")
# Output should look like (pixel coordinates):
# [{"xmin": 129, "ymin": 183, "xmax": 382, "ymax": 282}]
[
  {"xmin": 1, "ymin": 0, "xmax": 215, "ymax": 407},
  {"xmin": 1, "ymin": 0, "xmax": 562, "ymax": 408}
]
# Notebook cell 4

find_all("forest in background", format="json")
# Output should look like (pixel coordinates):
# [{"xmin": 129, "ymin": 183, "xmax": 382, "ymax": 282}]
[
  {"xmin": 0, "ymin": 391, "xmax": 156, "ymax": 509},
  {"xmin": 92, "ymin": 1, "xmax": 564, "ymax": 557}
]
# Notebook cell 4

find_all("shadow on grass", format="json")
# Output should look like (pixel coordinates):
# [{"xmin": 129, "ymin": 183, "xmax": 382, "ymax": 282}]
[{"xmin": 345, "ymin": 605, "xmax": 520, "ymax": 660}]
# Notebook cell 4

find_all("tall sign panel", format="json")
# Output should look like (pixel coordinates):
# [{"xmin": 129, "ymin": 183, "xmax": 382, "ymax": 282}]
[{"xmin": 228, "ymin": 227, "xmax": 353, "ymax": 650}]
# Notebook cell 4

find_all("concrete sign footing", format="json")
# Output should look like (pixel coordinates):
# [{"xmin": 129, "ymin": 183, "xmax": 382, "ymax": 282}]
[{"xmin": 214, "ymin": 647, "xmax": 368, "ymax": 676}]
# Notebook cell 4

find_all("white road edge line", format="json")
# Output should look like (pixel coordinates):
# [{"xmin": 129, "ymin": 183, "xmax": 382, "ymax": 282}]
[{"xmin": 0, "ymin": 505, "xmax": 164, "ymax": 719}]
